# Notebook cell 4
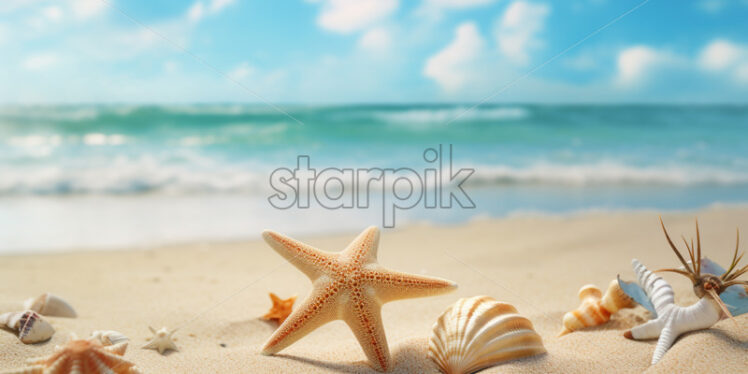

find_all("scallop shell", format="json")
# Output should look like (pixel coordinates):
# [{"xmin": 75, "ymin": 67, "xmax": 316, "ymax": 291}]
[
  {"xmin": 0, "ymin": 310, "xmax": 55, "ymax": 344},
  {"xmin": 2, "ymin": 338, "xmax": 143, "ymax": 374},
  {"xmin": 428, "ymin": 296, "xmax": 546, "ymax": 374},
  {"xmin": 559, "ymin": 279, "xmax": 635, "ymax": 336},
  {"xmin": 24, "ymin": 293, "xmax": 77, "ymax": 318},
  {"xmin": 92, "ymin": 330, "xmax": 129, "ymax": 346}
]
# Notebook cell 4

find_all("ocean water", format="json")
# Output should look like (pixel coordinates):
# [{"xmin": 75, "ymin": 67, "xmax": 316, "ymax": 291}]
[{"xmin": 1, "ymin": 104, "xmax": 747, "ymax": 252}]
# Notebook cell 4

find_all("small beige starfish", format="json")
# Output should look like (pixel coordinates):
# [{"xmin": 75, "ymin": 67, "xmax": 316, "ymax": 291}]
[
  {"xmin": 142, "ymin": 326, "xmax": 178, "ymax": 354},
  {"xmin": 261, "ymin": 226, "xmax": 457, "ymax": 372}
]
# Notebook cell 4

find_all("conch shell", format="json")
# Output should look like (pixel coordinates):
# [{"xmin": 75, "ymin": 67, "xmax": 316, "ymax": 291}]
[
  {"xmin": 428, "ymin": 296, "xmax": 546, "ymax": 374},
  {"xmin": 0, "ymin": 310, "xmax": 55, "ymax": 344},
  {"xmin": 559, "ymin": 279, "xmax": 635, "ymax": 336},
  {"xmin": 2, "ymin": 336, "xmax": 143, "ymax": 374},
  {"xmin": 24, "ymin": 293, "xmax": 77, "ymax": 318}
]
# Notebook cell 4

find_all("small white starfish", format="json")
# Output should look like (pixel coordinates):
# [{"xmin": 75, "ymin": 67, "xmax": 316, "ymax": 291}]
[
  {"xmin": 142, "ymin": 326, "xmax": 178, "ymax": 354},
  {"xmin": 624, "ymin": 260, "xmax": 722, "ymax": 365}
]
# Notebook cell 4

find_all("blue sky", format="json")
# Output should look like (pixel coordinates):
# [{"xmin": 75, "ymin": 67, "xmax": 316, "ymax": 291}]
[{"xmin": 1, "ymin": 0, "xmax": 747, "ymax": 103}]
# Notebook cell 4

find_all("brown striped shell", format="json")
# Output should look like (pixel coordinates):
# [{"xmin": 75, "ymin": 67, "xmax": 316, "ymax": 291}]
[
  {"xmin": 559, "ymin": 279, "xmax": 635, "ymax": 336},
  {"xmin": 0, "ymin": 310, "xmax": 55, "ymax": 344},
  {"xmin": 428, "ymin": 296, "xmax": 546, "ymax": 374}
]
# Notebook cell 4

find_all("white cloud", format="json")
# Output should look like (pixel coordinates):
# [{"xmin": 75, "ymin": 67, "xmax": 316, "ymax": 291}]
[
  {"xmin": 697, "ymin": 0, "xmax": 748, "ymax": 13},
  {"xmin": 421, "ymin": 0, "xmax": 495, "ymax": 10},
  {"xmin": 42, "ymin": 6, "xmax": 64, "ymax": 22},
  {"xmin": 22, "ymin": 53, "xmax": 59, "ymax": 71},
  {"xmin": 27, "ymin": 5, "xmax": 64, "ymax": 31},
  {"xmin": 357, "ymin": 27, "xmax": 391, "ymax": 51},
  {"xmin": 228, "ymin": 62, "xmax": 255, "ymax": 80},
  {"xmin": 615, "ymin": 46, "xmax": 672, "ymax": 86},
  {"xmin": 614, "ymin": 40, "xmax": 748, "ymax": 89},
  {"xmin": 188, "ymin": 2, "xmax": 205, "ymax": 22},
  {"xmin": 209, "ymin": 0, "xmax": 236, "ymax": 13},
  {"xmin": 424, "ymin": 0, "xmax": 496, "ymax": 9},
  {"xmin": 423, "ymin": 22, "xmax": 484, "ymax": 92},
  {"xmin": 699, "ymin": 39, "xmax": 742, "ymax": 70},
  {"xmin": 495, "ymin": 1, "xmax": 550, "ymax": 65},
  {"xmin": 698, "ymin": 0, "xmax": 726, "ymax": 13},
  {"xmin": 316, "ymin": 0, "xmax": 398, "ymax": 34},
  {"xmin": 416, "ymin": 0, "xmax": 495, "ymax": 20},
  {"xmin": 70, "ymin": 0, "xmax": 106, "ymax": 19},
  {"xmin": 699, "ymin": 39, "xmax": 748, "ymax": 83},
  {"xmin": 187, "ymin": 0, "xmax": 236, "ymax": 23}
]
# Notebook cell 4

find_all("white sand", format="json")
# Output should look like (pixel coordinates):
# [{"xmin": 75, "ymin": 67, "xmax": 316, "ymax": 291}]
[{"xmin": 1, "ymin": 207, "xmax": 746, "ymax": 373}]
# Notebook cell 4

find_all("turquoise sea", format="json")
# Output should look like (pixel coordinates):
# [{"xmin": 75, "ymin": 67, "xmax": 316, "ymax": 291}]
[{"xmin": 1, "ymin": 104, "xmax": 747, "ymax": 252}]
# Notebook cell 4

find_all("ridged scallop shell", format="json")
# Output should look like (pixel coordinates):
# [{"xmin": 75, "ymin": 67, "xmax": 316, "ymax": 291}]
[
  {"xmin": 2, "ymin": 338, "xmax": 143, "ymax": 374},
  {"xmin": 428, "ymin": 296, "xmax": 546, "ymax": 374},
  {"xmin": 24, "ymin": 294, "xmax": 77, "ymax": 318},
  {"xmin": 559, "ymin": 279, "xmax": 635, "ymax": 336},
  {"xmin": 0, "ymin": 310, "xmax": 55, "ymax": 344}
]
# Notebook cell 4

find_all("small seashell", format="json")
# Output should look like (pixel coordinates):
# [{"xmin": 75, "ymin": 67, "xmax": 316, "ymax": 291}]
[
  {"xmin": 92, "ymin": 330, "xmax": 129, "ymax": 346},
  {"xmin": 0, "ymin": 310, "xmax": 55, "ymax": 344},
  {"xmin": 24, "ymin": 293, "xmax": 77, "ymax": 318},
  {"xmin": 600, "ymin": 279, "xmax": 635, "ymax": 314},
  {"xmin": 428, "ymin": 296, "xmax": 546, "ymax": 374},
  {"xmin": 559, "ymin": 279, "xmax": 635, "ymax": 336},
  {"xmin": 2, "ymin": 337, "xmax": 143, "ymax": 374}
]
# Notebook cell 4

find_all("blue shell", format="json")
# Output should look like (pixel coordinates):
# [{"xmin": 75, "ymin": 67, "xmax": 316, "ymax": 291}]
[
  {"xmin": 700, "ymin": 257, "xmax": 748, "ymax": 317},
  {"xmin": 617, "ymin": 275, "xmax": 657, "ymax": 317}
]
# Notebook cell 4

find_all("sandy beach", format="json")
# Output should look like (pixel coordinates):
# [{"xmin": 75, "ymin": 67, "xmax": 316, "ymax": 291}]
[{"xmin": 1, "ymin": 207, "xmax": 746, "ymax": 373}]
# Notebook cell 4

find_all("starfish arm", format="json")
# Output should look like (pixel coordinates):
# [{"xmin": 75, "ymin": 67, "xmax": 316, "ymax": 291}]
[
  {"xmin": 343, "ymin": 295, "xmax": 391, "ymax": 372},
  {"xmin": 646, "ymin": 299, "xmax": 720, "ymax": 365},
  {"xmin": 629, "ymin": 317, "xmax": 665, "ymax": 340},
  {"xmin": 674, "ymin": 297, "xmax": 722, "ymax": 333},
  {"xmin": 269, "ymin": 293, "xmax": 281, "ymax": 304},
  {"xmin": 165, "ymin": 338, "xmax": 178, "ymax": 351},
  {"xmin": 340, "ymin": 226, "xmax": 380, "ymax": 266},
  {"xmin": 262, "ymin": 230, "xmax": 338, "ymax": 280},
  {"xmin": 365, "ymin": 267, "xmax": 457, "ymax": 303},
  {"xmin": 651, "ymin": 320, "xmax": 677, "ymax": 365},
  {"xmin": 142, "ymin": 338, "xmax": 177, "ymax": 354},
  {"xmin": 261, "ymin": 285, "xmax": 340, "ymax": 355}
]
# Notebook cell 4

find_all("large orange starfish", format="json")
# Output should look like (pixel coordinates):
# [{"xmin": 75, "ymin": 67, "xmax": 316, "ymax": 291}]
[{"xmin": 260, "ymin": 226, "xmax": 457, "ymax": 372}]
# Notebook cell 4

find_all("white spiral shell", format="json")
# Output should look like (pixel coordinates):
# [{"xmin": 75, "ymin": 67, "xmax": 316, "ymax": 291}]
[{"xmin": 428, "ymin": 296, "xmax": 546, "ymax": 374}]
